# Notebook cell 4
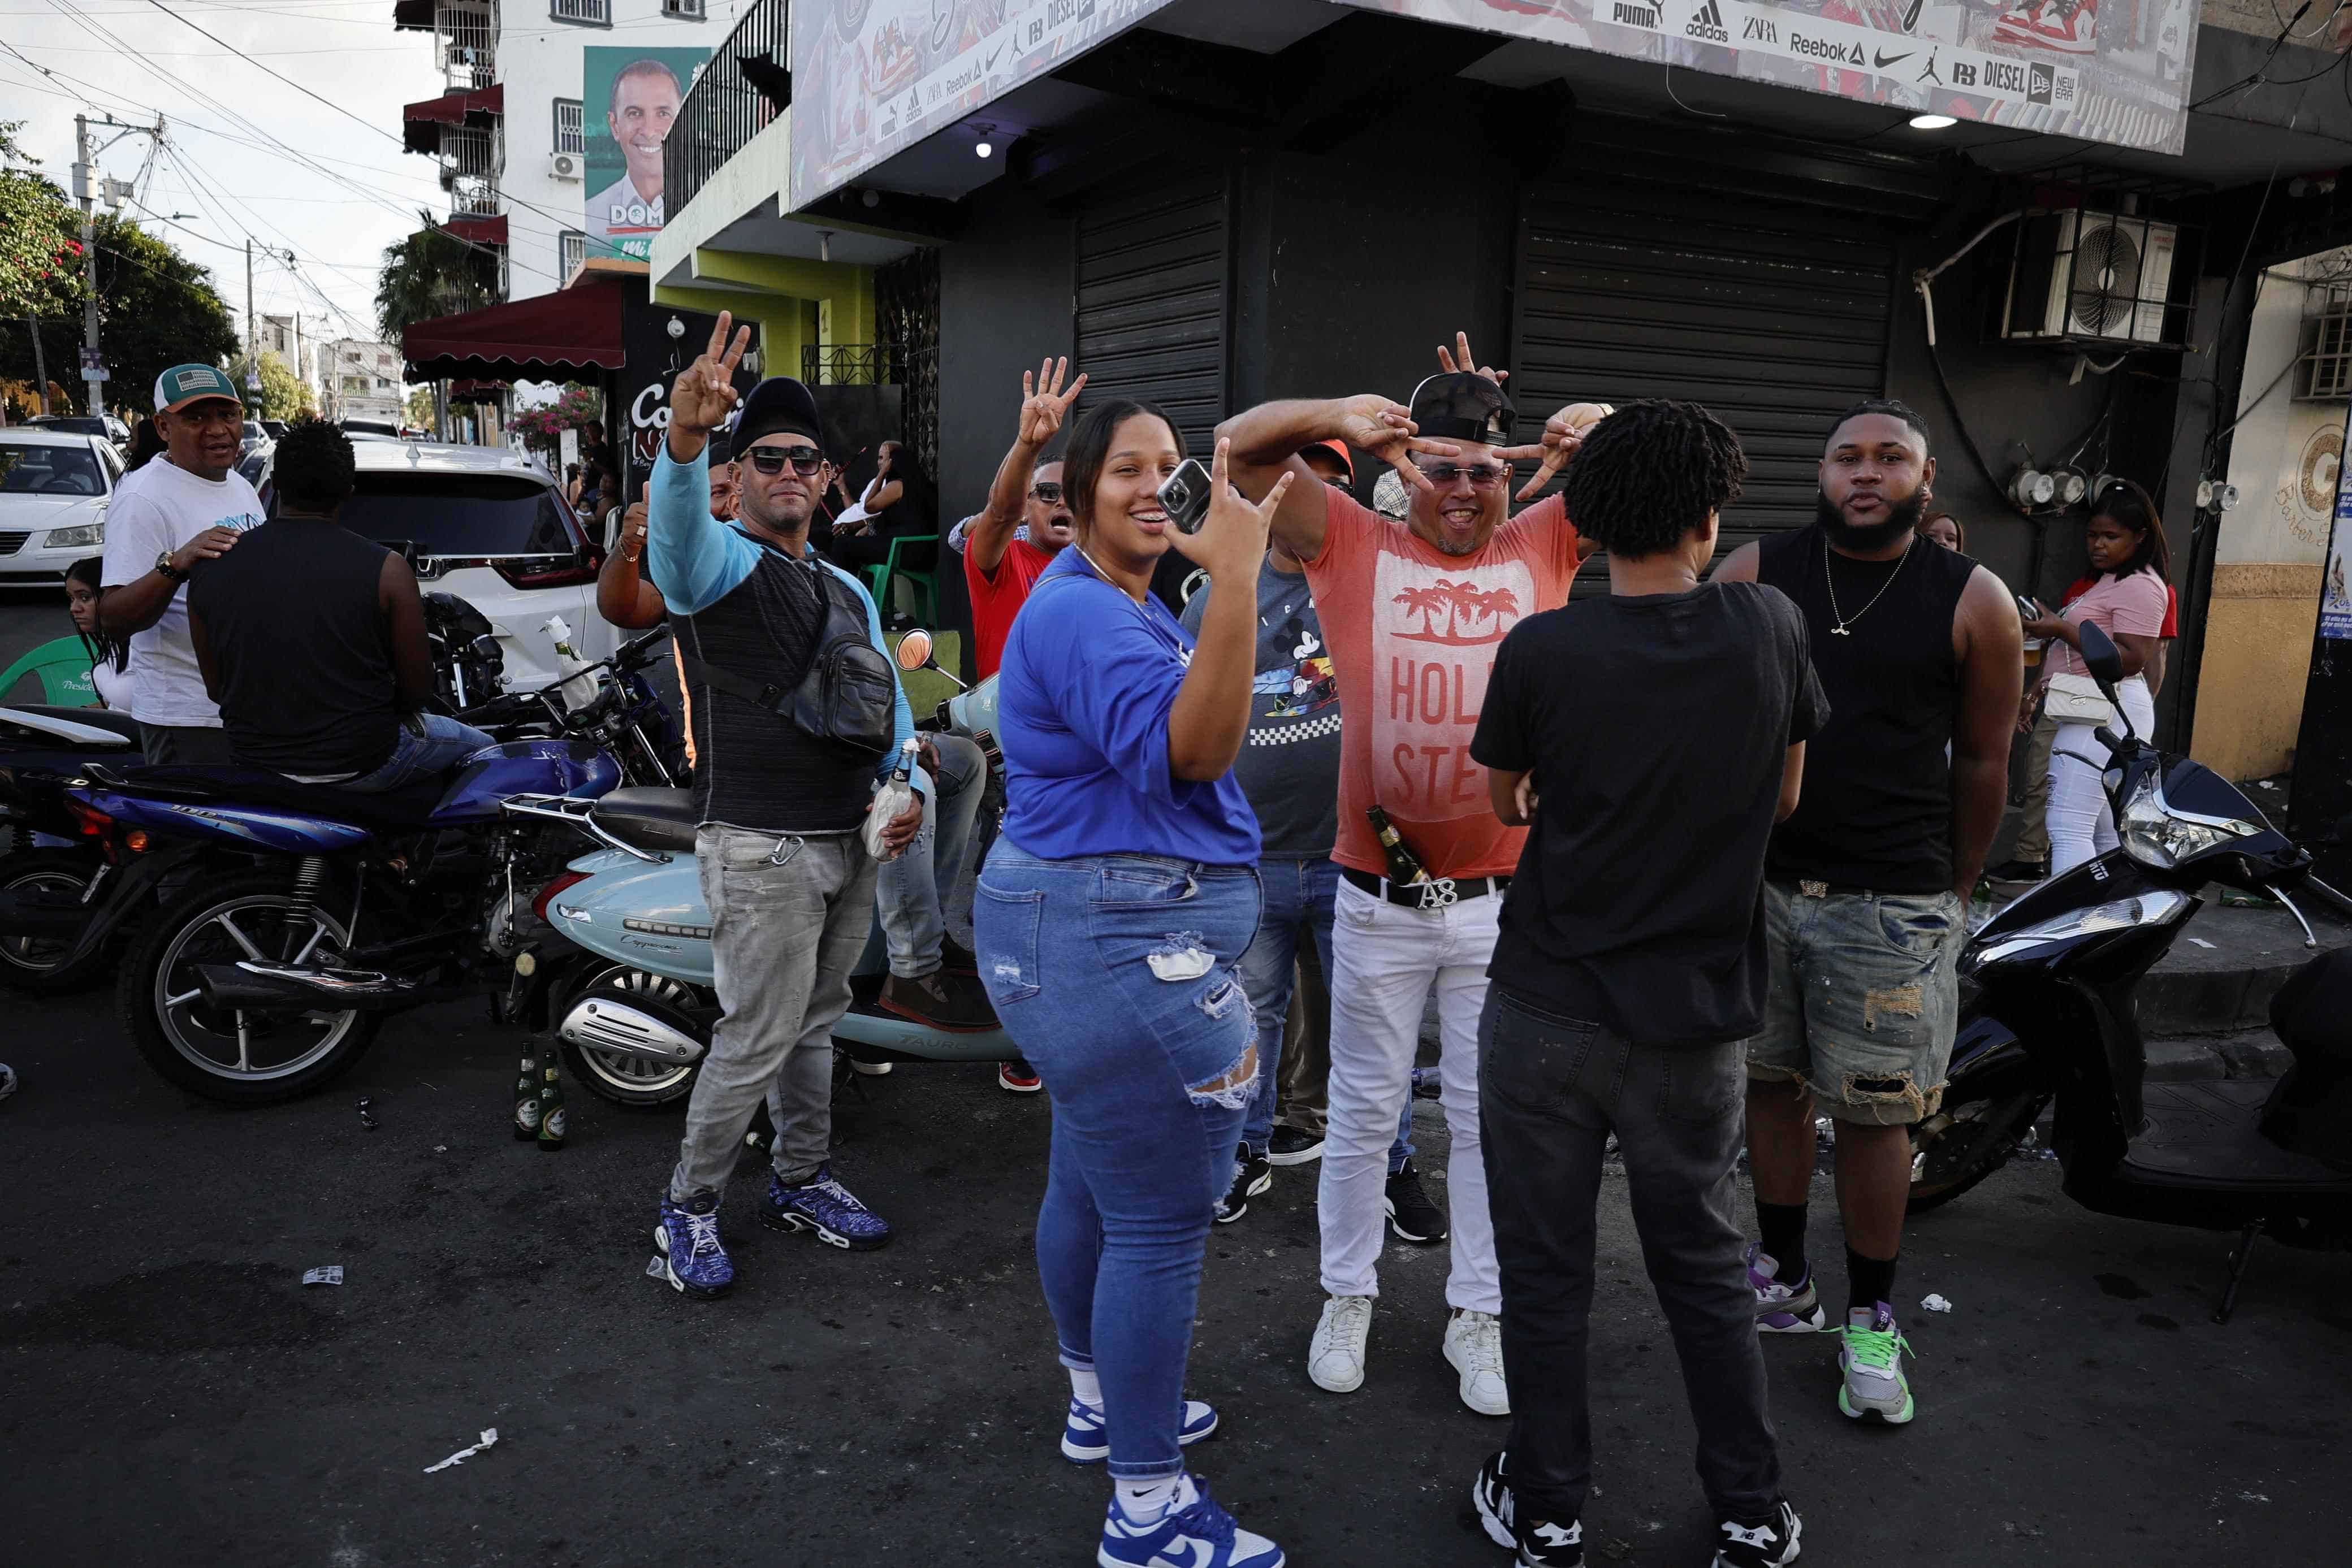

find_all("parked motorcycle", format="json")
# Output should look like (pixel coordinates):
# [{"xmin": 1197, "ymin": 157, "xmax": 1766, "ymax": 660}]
[
  {"xmin": 0, "ymin": 703, "xmax": 142, "ymax": 993},
  {"xmin": 1909, "ymin": 623, "xmax": 2352, "ymax": 1319},
  {"xmin": 494, "ymin": 627, "xmax": 1014, "ymax": 1109}
]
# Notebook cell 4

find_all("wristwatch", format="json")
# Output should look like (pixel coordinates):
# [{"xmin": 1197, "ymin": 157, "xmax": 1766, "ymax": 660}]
[{"xmin": 153, "ymin": 550, "xmax": 188, "ymax": 584}]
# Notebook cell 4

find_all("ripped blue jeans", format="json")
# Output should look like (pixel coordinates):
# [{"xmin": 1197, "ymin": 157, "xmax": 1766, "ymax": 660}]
[{"xmin": 974, "ymin": 843, "xmax": 1261, "ymax": 1481}]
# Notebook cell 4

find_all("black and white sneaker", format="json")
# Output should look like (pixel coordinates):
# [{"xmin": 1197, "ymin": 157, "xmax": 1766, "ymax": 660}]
[
  {"xmin": 1267, "ymin": 1126, "xmax": 1325, "ymax": 1166},
  {"xmin": 1215, "ymin": 1143, "xmax": 1273, "ymax": 1224},
  {"xmin": 1712, "ymin": 1499, "xmax": 1801, "ymax": 1568},
  {"xmin": 1385, "ymin": 1160, "xmax": 1447, "ymax": 1242},
  {"xmin": 1472, "ymin": 1450, "xmax": 1581, "ymax": 1565}
]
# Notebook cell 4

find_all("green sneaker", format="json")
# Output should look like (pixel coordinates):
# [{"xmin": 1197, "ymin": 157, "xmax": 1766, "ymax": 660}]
[{"xmin": 1832, "ymin": 1302, "xmax": 1914, "ymax": 1423}]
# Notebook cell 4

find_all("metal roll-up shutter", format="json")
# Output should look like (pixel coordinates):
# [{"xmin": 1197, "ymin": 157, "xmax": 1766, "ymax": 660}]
[
  {"xmin": 1512, "ymin": 171, "xmax": 1898, "ymax": 581},
  {"xmin": 1073, "ymin": 173, "xmax": 1231, "ymax": 453}
]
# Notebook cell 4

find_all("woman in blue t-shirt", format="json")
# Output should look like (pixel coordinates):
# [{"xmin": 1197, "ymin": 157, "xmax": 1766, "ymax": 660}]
[{"xmin": 975, "ymin": 404, "xmax": 1294, "ymax": 1568}]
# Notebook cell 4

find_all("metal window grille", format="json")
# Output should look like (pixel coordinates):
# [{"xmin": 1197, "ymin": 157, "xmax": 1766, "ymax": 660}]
[
  {"xmin": 554, "ymin": 99, "xmax": 584, "ymax": 156},
  {"xmin": 560, "ymin": 231, "xmax": 587, "ymax": 280},
  {"xmin": 663, "ymin": 0, "xmax": 705, "ymax": 16},
  {"xmin": 2301, "ymin": 279, "xmax": 2352, "ymax": 401},
  {"xmin": 550, "ymin": 0, "xmax": 610, "ymax": 25}
]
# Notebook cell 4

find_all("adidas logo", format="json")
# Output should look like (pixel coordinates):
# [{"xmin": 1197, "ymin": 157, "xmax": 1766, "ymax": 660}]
[
  {"xmin": 1685, "ymin": 0, "xmax": 1730, "ymax": 41},
  {"xmin": 1612, "ymin": 0, "xmax": 1661, "ymax": 26}
]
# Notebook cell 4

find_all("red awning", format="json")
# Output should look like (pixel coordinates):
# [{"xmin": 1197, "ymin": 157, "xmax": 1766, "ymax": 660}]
[
  {"xmin": 440, "ymin": 213, "xmax": 508, "ymax": 247},
  {"xmin": 402, "ymin": 84, "xmax": 503, "ymax": 155},
  {"xmin": 392, "ymin": 0, "xmax": 434, "ymax": 29},
  {"xmin": 402, "ymin": 286, "xmax": 625, "ymax": 383}
]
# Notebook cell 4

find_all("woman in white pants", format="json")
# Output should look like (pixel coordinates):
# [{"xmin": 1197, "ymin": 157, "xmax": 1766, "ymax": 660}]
[{"xmin": 2023, "ymin": 480, "xmax": 2173, "ymax": 876}]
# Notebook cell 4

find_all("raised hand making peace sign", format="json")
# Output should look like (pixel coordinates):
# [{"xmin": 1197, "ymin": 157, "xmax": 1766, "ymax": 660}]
[
  {"xmin": 665, "ymin": 310, "xmax": 754, "ymax": 462},
  {"xmin": 1016, "ymin": 356, "xmax": 1087, "ymax": 450}
]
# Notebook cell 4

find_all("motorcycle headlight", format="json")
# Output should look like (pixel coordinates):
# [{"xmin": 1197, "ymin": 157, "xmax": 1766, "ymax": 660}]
[
  {"xmin": 1971, "ymin": 889, "xmax": 2193, "ymax": 968},
  {"xmin": 2118, "ymin": 774, "xmax": 2265, "ymax": 868},
  {"xmin": 44, "ymin": 522, "xmax": 103, "ymax": 549}
]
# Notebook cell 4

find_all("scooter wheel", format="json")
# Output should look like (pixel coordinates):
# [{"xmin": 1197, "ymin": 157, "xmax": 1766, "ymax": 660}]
[
  {"xmin": 556, "ymin": 964, "xmax": 704, "ymax": 1109},
  {"xmin": 1907, "ymin": 1086, "xmax": 2046, "ymax": 1212},
  {"xmin": 0, "ymin": 848, "xmax": 118, "ymax": 996}
]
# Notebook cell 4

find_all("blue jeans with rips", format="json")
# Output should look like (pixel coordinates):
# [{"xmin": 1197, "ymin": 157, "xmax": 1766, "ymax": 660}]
[
  {"xmin": 974, "ymin": 843, "xmax": 1260, "ymax": 1482},
  {"xmin": 332, "ymin": 713, "xmax": 497, "ymax": 792},
  {"xmin": 1236, "ymin": 856, "xmax": 1415, "ymax": 1171}
]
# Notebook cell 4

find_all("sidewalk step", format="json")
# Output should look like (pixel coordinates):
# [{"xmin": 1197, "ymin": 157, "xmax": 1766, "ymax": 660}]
[
  {"xmin": 2138, "ymin": 898, "xmax": 2348, "ymax": 1035},
  {"xmin": 2142, "ymin": 1028, "xmax": 2291, "ymax": 1084}
]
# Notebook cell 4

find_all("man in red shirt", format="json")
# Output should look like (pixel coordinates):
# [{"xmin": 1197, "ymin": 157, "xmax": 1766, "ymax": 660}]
[
  {"xmin": 963, "ymin": 358, "xmax": 1086, "ymax": 679},
  {"xmin": 1220, "ymin": 335, "xmax": 1605, "ymax": 1418}
]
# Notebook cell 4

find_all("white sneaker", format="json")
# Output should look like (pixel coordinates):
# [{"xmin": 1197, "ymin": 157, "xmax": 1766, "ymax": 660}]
[
  {"xmin": 1308, "ymin": 1293, "xmax": 1373, "ymax": 1393},
  {"xmin": 1443, "ymin": 1307, "xmax": 1510, "ymax": 1416},
  {"xmin": 849, "ymin": 1058, "xmax": 893, "ymax": 1076}
]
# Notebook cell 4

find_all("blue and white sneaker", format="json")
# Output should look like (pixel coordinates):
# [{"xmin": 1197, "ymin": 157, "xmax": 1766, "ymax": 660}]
[
  {"xmin": 1097, "ymin": 1475, "xmax": 1282, "ymax": 1568},
  {"xmin": 654, "ymin": 1188, "xmax": 732, "ymax": 1300},
  {"xmin": 1061, "ymin": 1396, "xmax": 1220, "ymax": 1463},
  {"xmin": 760, "ymin": 1163, "xmax": 892, "ymax": 1251}
]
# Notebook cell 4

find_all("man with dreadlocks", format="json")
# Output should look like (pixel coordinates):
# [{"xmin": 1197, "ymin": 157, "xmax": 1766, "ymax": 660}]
[
  {"xmin": 1217, "ymin": 335, "xmax": 1605, "ymax": 1419},
  {"xmin": 1464, "ymin": 400, "xmax": 1822, "ymax": 1568},
  {"xmin": 1714, "ymin": 400, "xmax": 2021, "ymax": 1432}
]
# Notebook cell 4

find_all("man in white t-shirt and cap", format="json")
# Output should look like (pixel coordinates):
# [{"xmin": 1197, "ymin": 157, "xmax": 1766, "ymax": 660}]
[{"xmin": 99, "ymin": 363, "xmax": 266, "ymax": 763}]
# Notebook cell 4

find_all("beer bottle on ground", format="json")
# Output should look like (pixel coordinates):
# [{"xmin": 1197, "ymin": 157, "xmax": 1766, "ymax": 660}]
[
  {"xmin": 513, "ymin": 1047, "xmax": 541, "ymax": 1141},
  {"xmin": 1366, "ymin": 805, "xmax": 1432, "ymax": 885},
  {"xmin": 537, "ymin": 1060, "xmax": 567, "ymax": 1151}
]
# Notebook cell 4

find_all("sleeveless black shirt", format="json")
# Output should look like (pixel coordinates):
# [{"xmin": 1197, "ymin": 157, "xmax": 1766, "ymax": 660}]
[
  {"xmin": 677, "ymin": 531, "xmax": 875, "ymax": 835},
  {"xmin": 1756, "ymin": 525, "xmax": 1976, "ymax": 893}
]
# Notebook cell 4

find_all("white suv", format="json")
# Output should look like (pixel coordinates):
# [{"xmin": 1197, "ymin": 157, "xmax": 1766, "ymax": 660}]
[{"xmin": 253, "ymin": 439, "xmax": 613, "ymax": 690}]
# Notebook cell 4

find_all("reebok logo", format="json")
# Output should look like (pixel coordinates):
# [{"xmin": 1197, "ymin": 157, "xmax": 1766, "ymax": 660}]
[
  {"xmin": 1611, "ymin": 0, "xmax": 1661, "ymax": 27},
  {"xmin": 1685, "ymin": 0, "xmax": 1729, "ymax": 42}
]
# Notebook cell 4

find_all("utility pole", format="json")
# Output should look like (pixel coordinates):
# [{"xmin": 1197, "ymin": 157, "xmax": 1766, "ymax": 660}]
[
  {"xmin": 244, "ymin": 237, "xmax": 257, "ymax": 414},
  {"xmin": 74, "ymin": 114, "xmax": 101, "ymax": 416},
  {"xmin": 25, "ymin": 318, "xmax": 50, "ymax": 417}
]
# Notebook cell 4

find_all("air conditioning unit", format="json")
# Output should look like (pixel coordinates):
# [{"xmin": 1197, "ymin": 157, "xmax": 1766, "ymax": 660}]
[
  {"xmin": 549, "ymin": 151, "xmax": 583, "ymax": 182},
  {"xmin": 2002, "ymin": 209, "xmax": 2180, "ymax": 347}
]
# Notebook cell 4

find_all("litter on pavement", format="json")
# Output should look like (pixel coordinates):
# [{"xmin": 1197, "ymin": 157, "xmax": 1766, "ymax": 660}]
[
  {"xmin": 301, "ymin": 1266, "xmax": 343, "ymax": 1287},
  {"xmin": 422, "ymin": 1428, "xmax": 498, "ymax": 1474},
  {"xmin": 1921, "ymin": 1293, "xmax": 1953, "ymax": 1313}
]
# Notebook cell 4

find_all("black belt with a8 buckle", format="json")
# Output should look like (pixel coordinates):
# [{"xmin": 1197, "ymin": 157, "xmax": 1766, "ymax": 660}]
[{"xmin": 1342, "ymin": 866, "xmax": 1511, "ymax": 910}]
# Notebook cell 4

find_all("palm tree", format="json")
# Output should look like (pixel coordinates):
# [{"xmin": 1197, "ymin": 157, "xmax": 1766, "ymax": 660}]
[{"xmin": 373, "ymin": 212, "xmax": 498, "ymax": 344}]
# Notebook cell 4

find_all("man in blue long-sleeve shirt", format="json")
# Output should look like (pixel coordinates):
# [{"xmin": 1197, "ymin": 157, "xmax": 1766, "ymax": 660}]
[{"xmin": 647, "ymin": 317, "xmax": 926, "ymax": 1300}]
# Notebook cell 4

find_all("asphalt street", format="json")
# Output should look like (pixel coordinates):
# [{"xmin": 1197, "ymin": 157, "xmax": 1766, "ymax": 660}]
[
  {"xmin": 2, "ymin": 586, "xmax": 75, "ymax": 701},
  {"xmin": 4, "ymin": 978, "xmax": 2347, "ymax": 1568}
]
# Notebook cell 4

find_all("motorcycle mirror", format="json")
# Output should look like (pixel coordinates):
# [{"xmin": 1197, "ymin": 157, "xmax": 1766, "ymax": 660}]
[
  {"xmin": 894, "ymin": 629, "xmax": 935, "ymax": 673},
  {"xmin": 2078, "ymin": 622, "xmax": 2126, "ymax": 691}
]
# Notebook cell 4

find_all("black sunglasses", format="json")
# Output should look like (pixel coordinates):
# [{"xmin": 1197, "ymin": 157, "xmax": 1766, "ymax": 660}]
[
  {"xmin": 746, "ymin": 445, "xmax": 824, "ymax": 477},
  {"xmin": 1028, "ymin": 482, "xmax": 1064, "ymax": 504}
]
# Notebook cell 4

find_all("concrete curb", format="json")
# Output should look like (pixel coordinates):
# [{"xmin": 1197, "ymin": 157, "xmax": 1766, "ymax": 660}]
[{"xmin": 2142, "ymin": 1029, "xmax": 2292, "ymax": 1083}]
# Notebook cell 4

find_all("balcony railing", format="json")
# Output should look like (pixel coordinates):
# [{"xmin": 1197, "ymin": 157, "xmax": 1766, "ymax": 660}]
[
  {"xmin": 440, "ymin": 123, "xmax": 500, "ymax": 180},
  {"xmin": 438, "ymin": 0, "xmax": 498, "ymax": 88},
  {"xmin": 667, "ymin": 0, "xmax": 789, "ymax": 222}
]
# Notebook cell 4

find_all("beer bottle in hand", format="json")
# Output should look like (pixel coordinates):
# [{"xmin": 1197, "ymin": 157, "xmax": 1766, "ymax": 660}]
[
  {"xmin": 536, "ymin": 1060, "xmax": 567, "ymax": 1151},
  {"xmin": 513, "ymin": 1047, "xmax": 542, "ymax": 1141},
  {"xmin": 1367, "ymin": 805, "xmax": 1432, "ymax": 885}
]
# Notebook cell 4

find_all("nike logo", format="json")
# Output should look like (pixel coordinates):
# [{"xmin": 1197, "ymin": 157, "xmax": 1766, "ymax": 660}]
[
  {"xmin": 1146, "ymin": 1543, "xmax": 1209, "ymax": 1568},
  {"xmin": 1874, "ymin": 49, "xmax": 1912, "ymax": 67}
]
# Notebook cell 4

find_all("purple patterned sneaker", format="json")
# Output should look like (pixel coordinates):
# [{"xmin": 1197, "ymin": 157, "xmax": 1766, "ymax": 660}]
[
  {"xmin": 1746, "ymin": 1244, "xmax": 1824, "ymax": 1333},
  {"xmin": 760, "ymin": 1163, "xmax": 892, "ymax": 1251}
]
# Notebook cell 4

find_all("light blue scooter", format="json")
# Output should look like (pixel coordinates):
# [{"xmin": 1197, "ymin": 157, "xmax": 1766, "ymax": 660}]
[{"xmin": 501, "ymin": 630, "xmax": 1013, "ymax": 1108}]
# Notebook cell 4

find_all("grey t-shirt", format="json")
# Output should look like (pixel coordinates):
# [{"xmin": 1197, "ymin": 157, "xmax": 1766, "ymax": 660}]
[{"xmin": 1181, "ymin": 556, "xmax": 1341, "ymax": 859}]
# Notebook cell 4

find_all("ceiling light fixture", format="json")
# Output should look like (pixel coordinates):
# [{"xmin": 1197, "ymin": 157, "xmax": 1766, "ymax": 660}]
[
  {"xmin": 974, "ymin": 124, "xmax": 995, "ymax": 159},
  {"xmin": 1909, "ymin": 113, "xmax": 1958, "ymax": 131}
]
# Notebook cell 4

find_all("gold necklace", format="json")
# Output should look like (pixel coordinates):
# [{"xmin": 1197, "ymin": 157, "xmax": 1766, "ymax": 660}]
[
  {"xmin": 1822, "ymin": 532, "xmax": 1914, "ymax": 636},
  {"xmin": 1074, "ymin": 543, "xmax": 1147, "ymax": 604}
]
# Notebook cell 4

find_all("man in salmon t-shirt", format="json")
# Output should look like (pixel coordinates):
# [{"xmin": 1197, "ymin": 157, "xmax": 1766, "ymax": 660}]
[
  {"xmin": 962, "ymin": 357, "xmax": 1086, "ymax": 679},
  {"xmin": 1220, "ymin": 335, "xmax": 1606, "ymax": 1418}
]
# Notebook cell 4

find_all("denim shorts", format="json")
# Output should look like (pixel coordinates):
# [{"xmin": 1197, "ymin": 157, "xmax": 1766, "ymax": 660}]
[{"xmin": 1740, "ymin": 882, "xmax": 1966, "ymax": 1126}]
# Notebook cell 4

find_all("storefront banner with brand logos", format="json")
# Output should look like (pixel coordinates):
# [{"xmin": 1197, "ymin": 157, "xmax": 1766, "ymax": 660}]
[
  {"xmin": 788, "ymin": 0, "xmax": 1183, "ymax": 211},
  {"xmin": 587, "ymin": 46, "xmax": 712, "ymax": 262},
  {"xmin": 1344, "ymin": 0, "xmax": 2193, "ymax": 155}
]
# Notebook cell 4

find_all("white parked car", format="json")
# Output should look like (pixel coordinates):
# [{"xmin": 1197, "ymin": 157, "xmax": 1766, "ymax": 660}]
[
  {"xmin": 0, "ymin": 427, "xmax": 122, "ymax": 583},
  {"xmin": 250, "ymin": 439, "xmax": 613, "ymax": 690}
]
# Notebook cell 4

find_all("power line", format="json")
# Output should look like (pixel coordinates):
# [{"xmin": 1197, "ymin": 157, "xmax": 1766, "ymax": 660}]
[{"xmin": 136, "ymin": 0, "xmax": 411, "ymax": 147}]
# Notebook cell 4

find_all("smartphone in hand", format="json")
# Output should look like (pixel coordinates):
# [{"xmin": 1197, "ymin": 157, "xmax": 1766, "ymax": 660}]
[{"xmin": 1158, "ymin": 458, "xmax": 1216, "ymax": 534}]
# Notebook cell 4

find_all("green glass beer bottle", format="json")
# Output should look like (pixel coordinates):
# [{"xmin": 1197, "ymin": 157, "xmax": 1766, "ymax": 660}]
[
  {"xmin": 513, "ymin": 1047, "xmax": 541, "ymax": 1141},
  {"xmin": 536, "ymin": 1060, "xmax": 567, "ymax": 1151}
]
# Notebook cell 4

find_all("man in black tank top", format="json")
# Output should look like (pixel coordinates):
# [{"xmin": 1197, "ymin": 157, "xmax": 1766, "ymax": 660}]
[
  {"xmin": 187, "ymin": 419, "xmax": 494, "ymax": 790},
  {"xmin": 1713, "ymin": 400, "xmax": 2022, "ymax": 1431}
]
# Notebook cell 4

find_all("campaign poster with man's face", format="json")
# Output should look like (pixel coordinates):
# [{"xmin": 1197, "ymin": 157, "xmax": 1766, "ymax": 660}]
[{"xmin": 584, "ymin": 46, "xmax": 708, "ymax": 261}]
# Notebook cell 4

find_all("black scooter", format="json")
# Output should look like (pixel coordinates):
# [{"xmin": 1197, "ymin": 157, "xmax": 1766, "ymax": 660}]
[{"xmin": 1909, "ymin": 623, "xmax": 2352, "ymax": 1321}]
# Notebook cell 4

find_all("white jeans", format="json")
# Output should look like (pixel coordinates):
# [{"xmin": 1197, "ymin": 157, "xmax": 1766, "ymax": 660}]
[
  {"xmin": 2047, "ymin": 675, "xmax": 2157, "ymax": 876},
  {"xmin": 1317, "ymin": 874, "xmax": 1501, "ymax": 1314}
]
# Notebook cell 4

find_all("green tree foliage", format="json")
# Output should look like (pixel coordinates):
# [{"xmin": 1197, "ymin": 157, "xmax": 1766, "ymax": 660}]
[
  {"xmin": 0, "ymin": 210, "xmax": 237, "ymax": 412},
  {"xmin": 230, "ymin": 349, "xmax": 315, "ymax": 419},
  {"xmin": 0, "ymin": 122, "xmax": 83, "ymax": 324},
  {"xmin": 374, "ymin": 215, "xmax": 499, "ymax": 345}
]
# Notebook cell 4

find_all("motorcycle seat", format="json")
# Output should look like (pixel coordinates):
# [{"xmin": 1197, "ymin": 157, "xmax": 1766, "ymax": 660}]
[
  {"xmin": 591, "ymin": 786, "xmax": 699, "ymax": 854},
  {"xmin": 107, "ymin": 765, "xmax": 449, "ymax": 834},
  {"xmin": 2, "ymin": 705, "xmax": 144, "ymax": 744}
]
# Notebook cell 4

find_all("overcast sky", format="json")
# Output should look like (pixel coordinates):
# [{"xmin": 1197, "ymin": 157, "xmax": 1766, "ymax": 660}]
[{"xmin": 1, "ymin": 0, "xmax": 462, "ymax": 346}]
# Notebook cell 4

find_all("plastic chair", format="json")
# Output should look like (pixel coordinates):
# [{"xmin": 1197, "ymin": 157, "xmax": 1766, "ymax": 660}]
[
  {"xmin": 862, "ymin": 533, "xmax": 939, "ymax": 626},
  {"xmin": 0, "ymin": 636, "xmax": 99, "ymax": 707}
]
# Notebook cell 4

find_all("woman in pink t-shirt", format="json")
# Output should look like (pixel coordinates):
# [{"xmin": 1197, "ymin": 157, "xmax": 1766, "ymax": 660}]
[{"xmin": 2022, "ymin": 479, "xmax": 2173, "ymax": 873}]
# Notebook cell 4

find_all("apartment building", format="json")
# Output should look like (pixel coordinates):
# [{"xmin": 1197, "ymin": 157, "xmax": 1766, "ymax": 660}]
[
  {"xmin": 321, "ymin": 339, "xmax": 407, "ymax": 427},
  {"xmin": 393, "ymin": 0, "xmax": 732, "ymax": 304}
]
